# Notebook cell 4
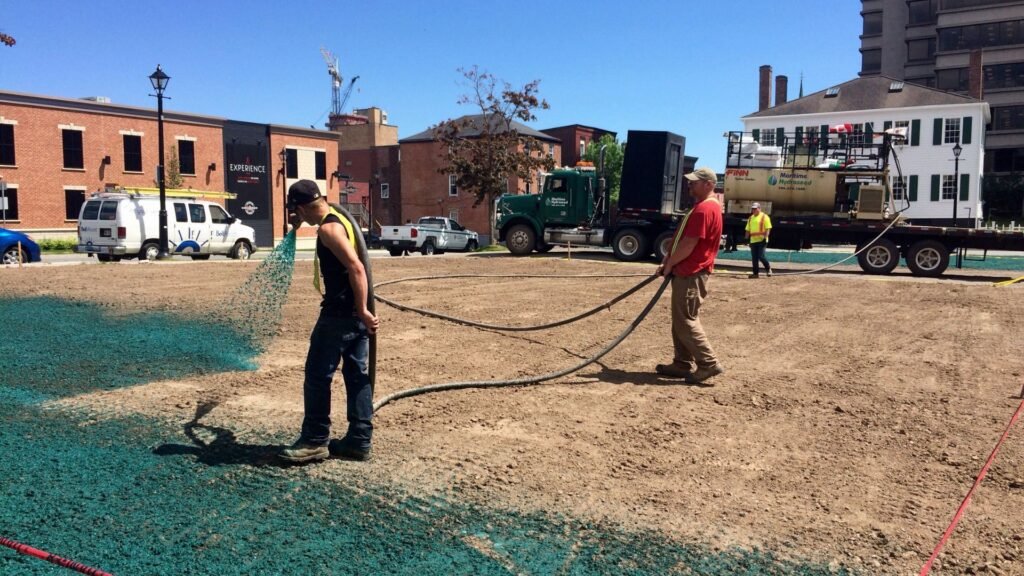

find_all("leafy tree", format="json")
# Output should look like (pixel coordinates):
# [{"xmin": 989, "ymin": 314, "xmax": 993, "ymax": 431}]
[
  {"xmin": 436, "ymin": 66, "xmax": 556, "ymax": 235},
  {"xmin": 583, "ymin": 134, "xmax": 625, "ymax": 204},
  {"xmin": 166, "ymin": 145, "xmax": 184, "ymax": 188},
  {"xmin": 0, "ymin": 33, "xmax": 14, "ymax": 47}
]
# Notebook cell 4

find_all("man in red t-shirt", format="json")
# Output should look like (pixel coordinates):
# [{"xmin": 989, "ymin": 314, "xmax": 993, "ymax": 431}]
[{"xmin": 655, "ymin": 167, "xmax": 725, "ymax": 385}]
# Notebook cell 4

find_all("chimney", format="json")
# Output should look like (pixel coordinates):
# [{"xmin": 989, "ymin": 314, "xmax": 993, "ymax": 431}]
[
  {"xmin": 968, "ymin": 49, "xmax": 983, "ymax": 99},
  {"xmin": 776, "ymin": 75, "xmax": 789, "ymax": 106},
  {"xmin": 759, "ymin": 65, "xmax": 772, "ymax": 111}
]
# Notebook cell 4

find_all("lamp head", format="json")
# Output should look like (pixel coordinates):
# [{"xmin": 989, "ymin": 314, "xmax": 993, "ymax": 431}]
[{"xmin": 149, "ymin": 65, "xmax": 170, "ymax": 92}]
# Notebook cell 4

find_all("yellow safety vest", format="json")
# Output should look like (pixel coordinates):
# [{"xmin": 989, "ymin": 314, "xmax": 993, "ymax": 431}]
[
  {"xmin": 670, "ymin": 197, "xmax": 720, "ymax": 256},
  {"xmin": 313, "ymin": 207, "xmax": 357, "ymax": 294},
  {"xmin": 746, "ymin": 212, "xmax": 771, "ymax": 243}
]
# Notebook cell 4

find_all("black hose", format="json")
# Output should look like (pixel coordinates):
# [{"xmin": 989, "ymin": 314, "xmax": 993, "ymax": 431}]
[
  {"xmin": 372, "ymin": 275, "xmax": 671, "ymax": 412},
  {"xmin": 374, "ymin": 273, "xmax": 657, "ymax": 331}
]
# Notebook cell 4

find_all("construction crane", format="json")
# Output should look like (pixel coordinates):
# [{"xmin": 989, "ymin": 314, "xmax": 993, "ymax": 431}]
[
  {"xmin": 339, "ymin": 75, "xmax": 359, "ymax": 114},
  {"xmin": 320, "ymin": 47, "xmax": 343, "ymax": 116}
]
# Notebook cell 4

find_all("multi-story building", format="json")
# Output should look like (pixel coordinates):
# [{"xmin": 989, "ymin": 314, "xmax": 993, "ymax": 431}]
[
  {"xmin": 335, "ymin": 107, "xmax": 400, "ymax": 231},
  {"xmin": 860, "ymin": 0, "xmax": 1024, "ymax": 219},
  {"xmin": 0, "ymin": 89, "xmax": 340, "ymax": 247},
  {"xmin": 398, "ymin": 114, "xmax": 561, "ymax": 244},
  {"xmin": 539, "ymin": 124, "xmax": 616, "ymax": 169}
]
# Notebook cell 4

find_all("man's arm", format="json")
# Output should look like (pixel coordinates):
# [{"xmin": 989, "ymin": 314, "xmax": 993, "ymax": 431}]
[{"xmin": 319, "ymin": 222, "xmax": 379, "ymax": 334}]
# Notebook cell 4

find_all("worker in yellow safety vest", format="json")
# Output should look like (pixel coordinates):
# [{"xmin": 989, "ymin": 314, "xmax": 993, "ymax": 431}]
[{"xmin": 745, "ymin": 202, "xmax": 772, "ymax": 278}]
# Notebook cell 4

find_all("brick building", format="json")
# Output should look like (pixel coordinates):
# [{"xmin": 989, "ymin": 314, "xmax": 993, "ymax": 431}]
[
  {"xmin": 0, "ymin": 89, "xmax": 339, "ymax": 247},
  {"xmin": 540, "ymin": 124, "xmax": 616, "ymax": 169},
  {"xmin": 335, "ymin": 107, "xmax": 400, "ymax": 232},
  {"xmin": 398, "ymin": 114, "xmax": 561, "ymax": 244}
]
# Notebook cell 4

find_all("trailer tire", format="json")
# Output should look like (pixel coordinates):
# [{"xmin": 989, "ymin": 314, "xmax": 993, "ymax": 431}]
[
  {"xmin": 506, "ymin": 224, "xmax": 536, "ymax": 256},
  {"xmin": 612, "ymin": 228, "xmax": 650, "ymax": 261},
  {"xmin": 653, "ymin": 230, "xmax": 675, "ymax": 262},
  {"xmin": 856, "ymin": 238, "xmax": 900, "ymax": 275},
  {"xmin": 906, "ymin": 240, "xmax": 950, "ymax": 277}
]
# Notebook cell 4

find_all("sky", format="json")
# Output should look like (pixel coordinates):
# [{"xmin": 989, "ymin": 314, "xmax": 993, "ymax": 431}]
[{"xmin": 0, "ymin": 0, "xmax": 863, "ymax": 173}]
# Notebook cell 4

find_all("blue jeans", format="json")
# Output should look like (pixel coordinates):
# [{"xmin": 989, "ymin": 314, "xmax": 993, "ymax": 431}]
[
  {"xmin": 750, "ymin": 241, "xmax": 771, "ymax": 276},
  {"xmin": 300, "ymin": 313, "xmax": 372, "ymax": 448}
]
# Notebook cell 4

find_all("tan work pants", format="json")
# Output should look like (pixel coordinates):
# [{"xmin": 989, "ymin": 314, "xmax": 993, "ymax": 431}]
[{"xmin": 671, "ymin": 272, "xmax": 719, "ymax": 369}]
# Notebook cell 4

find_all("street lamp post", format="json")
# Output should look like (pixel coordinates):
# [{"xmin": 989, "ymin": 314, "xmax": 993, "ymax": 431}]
[
  {"xmin": 952, "ymin": 142, "xmax": 963, "ymax": 228},
  {"xmin": 149, "ymin": 65, "xmax": 171, "ymax": 259}
]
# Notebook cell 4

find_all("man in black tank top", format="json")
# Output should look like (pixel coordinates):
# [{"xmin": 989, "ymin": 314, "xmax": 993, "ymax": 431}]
[{"xmin": 280, "ymin": 180, "xmax": 380, "ymax": 463}]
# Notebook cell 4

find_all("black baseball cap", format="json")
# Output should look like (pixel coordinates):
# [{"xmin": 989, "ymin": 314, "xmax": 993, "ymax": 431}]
[{"xmin": 287, "ymin": 180, "xmax": 323, "ymax": 210}]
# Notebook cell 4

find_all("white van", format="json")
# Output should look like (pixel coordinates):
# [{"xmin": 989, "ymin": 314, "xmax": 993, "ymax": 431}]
[{"xmin": 75, "ymin": 192, "xmax": 257, "ymax": 261}]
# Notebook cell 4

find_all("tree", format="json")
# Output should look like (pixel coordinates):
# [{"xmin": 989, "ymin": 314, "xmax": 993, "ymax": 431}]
[
  {"xmin": 436, "ymin": 66, "xmax": 556, "ymax": 236},
  {"xmin": 166, "ymin": 145, "xmax": 184, "ymax": 189},
  {"xmin": 0, "ymin": 33, "xmax": 14, "ymax": 47},
  {"xmin": 583, "ymin": 134, "xmax": 625, "ymax": 204}
]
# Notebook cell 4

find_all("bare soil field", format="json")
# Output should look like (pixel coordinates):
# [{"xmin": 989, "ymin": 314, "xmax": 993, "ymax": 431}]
[{"xmin": 4, "ymin": 253, "xmax": 1024, "ymax": 575}]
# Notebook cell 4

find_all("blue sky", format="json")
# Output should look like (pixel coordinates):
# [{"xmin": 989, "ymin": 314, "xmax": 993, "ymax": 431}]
[{"xmin": 0, "ymin": 0, "xmax": 862, "ymax": 172}]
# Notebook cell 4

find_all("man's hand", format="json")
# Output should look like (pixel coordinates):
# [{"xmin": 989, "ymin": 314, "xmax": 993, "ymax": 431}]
[{"xmin": 358, "ymin": 309, "xmax": 379, "ymax": 335}]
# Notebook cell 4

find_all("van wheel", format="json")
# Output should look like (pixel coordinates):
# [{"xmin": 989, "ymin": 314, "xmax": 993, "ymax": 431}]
[
  {"xmin": 231, "ymin": 241, "xmax": 252, "ymax": 260},
  {"xmin": 421, "ymin": 241, "xmax": 435, "ymax": 256},
  {"xmin": 191, "ymin": 254, "xmax": 211, "ymax": 261},
  {"xmin": 140, "ymin": 242, "xmax": 160, "ymax": 261}
]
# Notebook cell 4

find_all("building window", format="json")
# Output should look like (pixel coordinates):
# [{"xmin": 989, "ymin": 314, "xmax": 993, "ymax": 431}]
[
  {"xmin": 983, "ymin": 62, "xmax": 1024, "ymax": 90},
  {"xmin": 449, "ymin": 174, "xmax": 458, "ymax": 196},
  {"xmin": 892, "ymin": 175, "xmax": 908, "ymax": 200},
  {"xmin": 548, "ymin": 144, "xmax": 554, "ymax": 158},
  {"xmin": 907, "ymin": 38, "xmax": 936, "ymax": 62},
  {"xmin": 908, "ymin": 0, "xmax": 937, "ymax": 26},
  {"xmin": 803, "ymin": 126, "xmax": 819, "ymax": 145},
  {"xmin": 861, "ymin": 49, "xmax": 881, "ymax": 74},
  {"xmin": 380, "ymin": 182, "xmax": 390, "ymax": 199},
  {"xmin": 177, "ymin": 140, "xmax": 196, "ymax": 175},
  {"xmin": 991, "ymin": 105, "xmax": 1024, "ymax": 130},
  {"xmin": 123, "ymin": 135, "xmax": 142, "ymax": 172},
  {"xmin": 935, "ymin": 67, "xmax": 969, "ymax": 91},
  {"xmin": 944, "ymin": 118, "xmax": 961, "ymax": 144},
  {"xmin": 315, "ymin": 150, "xmax": 326, "ymax": 180},
  {"xmin": 907, "ymin": 75, "xmax": 936, "ymax": 88},
  {"xmin": 941, "ymin": 175, "xmax": 956, "ymax": 200},
  {"xmin": 863, "ymin": 11, "xmax": 882, "ymax": 36},
  {"xmin": 62, "ymin": 129, "xmax": 84, "ymax": 169},
  {"xmin": 938, "ymin": 19, "xmax": 1024, "ymax": 52},
  {"xmin": 285, "ymin": 149, "xmax": 298, "ymax": 179},
  {"xmin": 64, "ymin": 188, "xmax": 86, "ymax": 220},
  {"xmin": 849, "ymin": 123, "xmax": 866, "ymax": 146},
  {"xmin": 760, "ymin": 129, "xmax": 776, "ymax": 146},
  {"xmin": 0, "ymin": 184, "xmax": 17, "ymax": 220},
  {"xmin": 0, "ymin": 123, "xmax": 15, "ymax": 166},
  {"xmin": 990, "ymin": 147, "xmax": 1024, "ymax": 172},
  {"xmin": 894, "ymin": 120, "xmax": 911, "ymax": 142},
  {"xmin": 943, "ymin": 0, "xmax": 1016, "ymax": 8},
  {"xmin": 579, "ymin": 139, "xmax": 586, "ymax": 158}
]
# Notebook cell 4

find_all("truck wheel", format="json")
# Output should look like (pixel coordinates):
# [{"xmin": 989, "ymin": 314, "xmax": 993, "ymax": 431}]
[
  {"xmin": 466, "ymin": 240, "xmax": 478, "ymax": 252},
  {"xmin": 231, "ymin": 241, "xmax": 252, "ymax": 260},
  {"xmin": 612, "ymin": 228, "xmax": 650, "ymax": 261},
  {"xmin": 388, "ymin": 248, "xmax": 402, "ymax": 257},
  {"xmin": 506, "ymin": 224, "xmax": 536, "ymax": 256},
  {"xmin": 140, "ymin": 242, "xmax": 160, "ymax": 261},
  {"xmin": 421, "ymin": 241, "xmax": 435, "ymax": 256},
  {"xmin": 653, "ymin": 231, "xmax": 675, "ymax": 262},
  {"xmin": 536, "ymin": 242, "xmax": 554, "ymax": 253},
  {"xmin": 906, "ymin": 240, "xmax": 950, "ymax": 277},
  {"xmin": 856, "ymin": 238, "xmax": 899, "ymax": 275}
]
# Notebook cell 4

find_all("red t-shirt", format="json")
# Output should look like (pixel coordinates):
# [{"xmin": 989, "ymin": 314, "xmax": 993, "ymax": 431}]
[{"xmin": 671, "ymin": 198, "xmax": 723, "ymax": 277}]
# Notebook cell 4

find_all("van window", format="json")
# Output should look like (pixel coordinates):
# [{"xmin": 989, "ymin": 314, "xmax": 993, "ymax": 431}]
[
  {"xmin": 82, "ymin": 200, "xmax": 101, "ymax": 220},
  {"xmin": 99, "ymin": 201, "xmax": 117, "ymax": 221},
  {"xmin": 174, "ymin": 203, "xmax": 188, "ymax": 222},
  {"xmin": 189, "ymin": 203, "xmax": 206, "ymax": 223},
  {"xmin": 209, "ymin": 204, "xmax": 230, "ymax": 224}
]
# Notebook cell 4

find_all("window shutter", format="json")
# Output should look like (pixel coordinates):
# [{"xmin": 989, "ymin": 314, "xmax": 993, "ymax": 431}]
[
  {"xmin": 931, "ymin": 174, "xmax": 940, "ymax": 201},
  {"xmin": 752, "ymin": 129, "xmax": 760, "ymax": 143},
  {"xmin": 909, "ymin": 175, "xmax": 918, "ymax": 202},
  {"xmin": 962, "ymin": 116, "xmax": 972, "ymax": 144},
  {"xmin": 883, "ymin": 121, "xmax": 892, "ymax": 131},
  {"xmin": 776, "ymin": 127, "xmax": 785, "ymax": 145},
  {"xmin": 933, "ymin": 118, "xmax": 943, "ymax": 145},
  {"xmin": 864, "ymin": 122, "xmax": 874, "ymax": 143},
  {"xmin": 794, "ymin": 126, "xmax": 803, "ymax": 145},
  {"xmin": 960, "ymin": 173, "xmax": 969, "ymax": 201},
  {"xmin": 911, "ymin": 119, "xmax": 921, "ymax": 146}
]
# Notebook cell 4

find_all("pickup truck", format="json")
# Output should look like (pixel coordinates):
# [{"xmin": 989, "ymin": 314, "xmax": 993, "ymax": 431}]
[{"xmin": 380, "ymin": 217, "xmax": 479, "ymax": 256}]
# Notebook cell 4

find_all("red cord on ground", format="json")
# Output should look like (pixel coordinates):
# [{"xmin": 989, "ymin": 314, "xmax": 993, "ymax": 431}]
[
  {"xmin": 919, "ymin": 397, "xmax": 1024, "ymax": 576},
  {"xmin": 0, "ymin": 536, "xmax": 113, "ymax": 576}
]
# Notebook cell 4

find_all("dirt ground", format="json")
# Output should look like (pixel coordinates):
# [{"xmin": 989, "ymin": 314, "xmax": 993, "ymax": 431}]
[{"xmin": 4, "ymin": 252, "xmax": 1024, "ymax": 575}]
